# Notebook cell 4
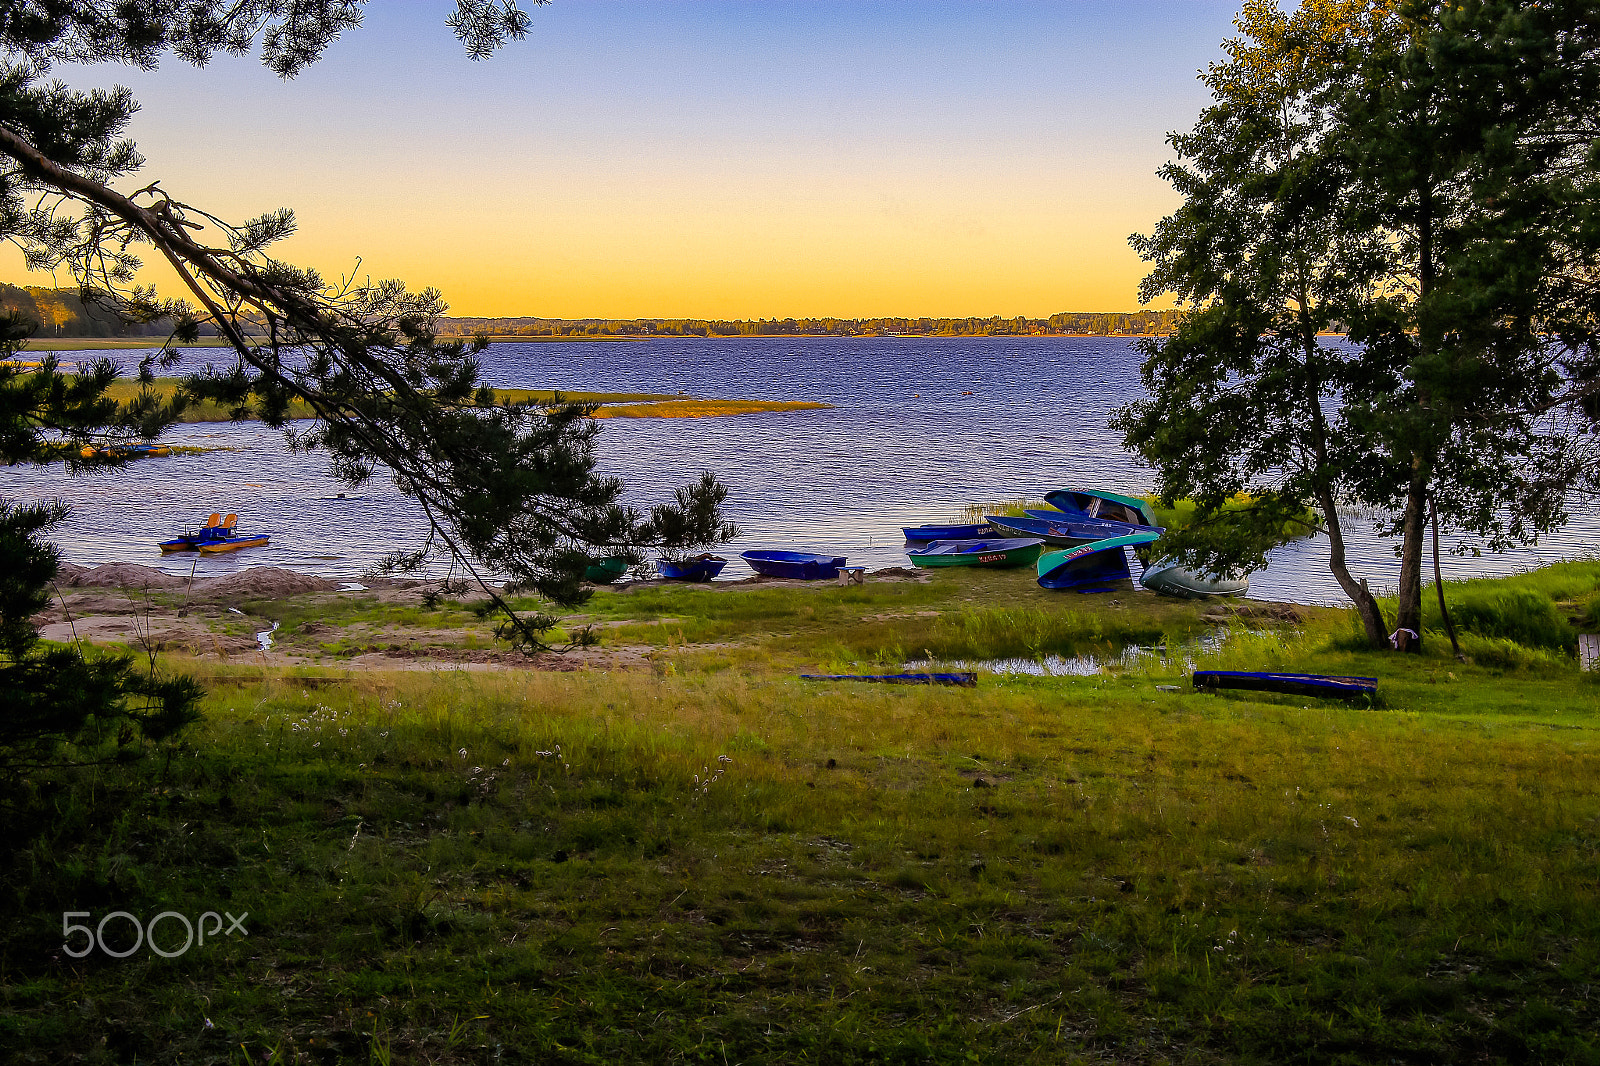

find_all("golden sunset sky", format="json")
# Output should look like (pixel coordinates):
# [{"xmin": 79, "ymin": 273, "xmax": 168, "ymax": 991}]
[{"xmin": 4, "ymin": 2, "xmax": 1240, "ymax": 319}]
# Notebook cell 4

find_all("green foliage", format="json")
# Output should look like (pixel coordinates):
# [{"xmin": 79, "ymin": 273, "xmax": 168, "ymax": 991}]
[
  {"xmin": 1117, "ymin": 0, "xmax": 1600, "ymax": 650},
  {"xmin": 0, "ymin": 499, "xmax": 201, "ymax": 784}
]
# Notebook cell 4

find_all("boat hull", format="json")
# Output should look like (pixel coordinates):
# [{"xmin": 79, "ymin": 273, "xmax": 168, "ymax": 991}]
[
  {"xmin": 986, "ymin": 513, "xmax": 1132, "ymax": 546},
  {"xmin": 197, "ymin": 535, "xmax": 270, "ymax": 554},
  {"xmin": 906, "ymin": 538, "xmax": 1044, "ymax": 569},
  {"xmin": 800, "ymin": 672, "xmax": 977, "ymax": 687},
  {"xmin": 902, "ymin": 522, "xmax": 992, "ymax": 541},
  {"xmin": 1141, "ymin": 560, "xmax": 1249, "ymax": 598},
  {"xmin": 584, "ymin": 556, "xmax": 631, "ymax": 583},
  {"xmin": 655, "ymin": 555, "xmax": 729, "ymax": 581},
  {"xmin": 741, "ymin": 550, "xmax": 847, "ymax": 580},
  {"xmin": 1192, "ymin": 671, "xmax": 1377, "ymax": 700},
  {"xmin": 1043, "ymin": 489, "xmax": 1159, "ymax": 528},
  {"xmin": 1036, "ymin": 532, "xmax": 1162, "ymax": 592}
]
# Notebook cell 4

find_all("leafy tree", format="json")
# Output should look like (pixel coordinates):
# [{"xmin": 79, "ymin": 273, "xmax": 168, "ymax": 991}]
[
  {"xmin": 0, "ymin": 317, "xmax": 200, "ymax": 783},
  {"xmin": 0, "ymin": 1, "xmax": 736, "ymax": 655},
  {"xmin": 1119, "ymin": 0, "xmax": 1600, "ymax": 652}
]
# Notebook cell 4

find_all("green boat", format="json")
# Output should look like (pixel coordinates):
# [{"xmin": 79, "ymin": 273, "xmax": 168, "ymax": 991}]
[
  {"xmin": 583, "ymin": 556, "xmax": 631, "ymax": 583},
  {"xmin": 906, "ymin": 537, "xmax": 1045, "ymax": 569}
]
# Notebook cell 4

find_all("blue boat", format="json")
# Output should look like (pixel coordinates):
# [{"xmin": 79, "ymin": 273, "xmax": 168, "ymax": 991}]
[
  {"xmin": 655, "ymin": 554, "xmax": 729, "ymax": 581},
  {"xmin": 1023, "ymin": 508, "xmax": 1164, "ymax": 537},
  {"xmin": 1043, "ymin": 489, "xmax": 1159, "ymax": 528},
  {"xmin": 158, "ymin": 512, "xmax": 236, "ymax": 553},
  {"xmin": 1192, "ymin": 671, "xmax": 1377, "ymax": 700},
  {"xmin": 800, "ymin": 672, "xmax": 978, "ymax": 687},
  {"xmin": 987, "ymin": 512, "xmax": 1154, "ymax": 546},
  {"xmin": 1036, "ymin": 531, "xmax": 1163, "ymax": 592},
  {"xmin": 902, "ymin": 522, "xmax": 992, "ymax": 541},
  {"xmin": 742, "ymin": 550, "xmax": 847, "ymax": 580}
]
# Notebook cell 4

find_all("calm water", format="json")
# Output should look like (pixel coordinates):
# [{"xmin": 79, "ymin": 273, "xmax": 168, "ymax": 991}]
[{"xmin": 5, "ymin": 336, "xmax": 1597, "ymax": 603}]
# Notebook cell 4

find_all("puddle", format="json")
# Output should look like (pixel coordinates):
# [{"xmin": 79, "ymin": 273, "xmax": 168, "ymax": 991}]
[
  {"xmin": 339, "ymin": 582, "xmax": 368, "ymax": 591},
  {"xmin": 919, "ymin": 629, "xmax": 1234, "ymax": 677},
  {"xmin": 257, "ymin": 620, "xmax": 280, "ymax": 651}
]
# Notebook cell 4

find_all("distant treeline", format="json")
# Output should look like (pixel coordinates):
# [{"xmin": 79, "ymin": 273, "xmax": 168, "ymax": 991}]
[
  {"xmin": 0, "ymin": 283, "xmax": 172, "ymax": 338},
  {"xmin": 435, "ymin": 311, "xmax": 1185, "ymax": 338},
  {"xmin": 0, "ymin": 284, "xmax": 1182, "ymax": 339}
]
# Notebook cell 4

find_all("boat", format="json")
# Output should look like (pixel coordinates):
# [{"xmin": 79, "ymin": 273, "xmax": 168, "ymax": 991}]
[
  {"xmin": 655, "ymin": 554, "xmax": 728, "ymax": 581},
  {"xmin": 1192, "ymin": 671, "xmax": 1377, "ymax": 700},
  {"xmin": 1043, "ymin": 489, "xmax": 1159, "ymax": 528},
  {"xmin": 584, "ymin": 556, "xmax": 631, "ymax": 583},
  {"xmin": 799, "ymin": 672, "xmax": 978, "ymax": 687},
  {"xmin": 83, "ymin": 442, "xmax": 171, "ymax": 460},
  {"xmin": 1036, "ymin": 531, "xmax": 1163, "ymax": 592},
  {"xmin": 197, "ymin": 533, "xmax": 271, "ymax": 554},
  {"xmin": 986, "ymin": 512, "xmax": 1152, "ymax": 546},
  {"xmin": 1140, "ymin": 558, "xmax": 1250, "ymax": 598},
  {"xmin": 1022, "ymin": 509, "xmax": 1164, "ymax": 536},
  {"xmin": 902, "ymin": 522, "xmax": 992, "ymax": 541},
  {"xmin": 906, "ymin": 538, "xmax": 1044, "ymax": 569},
  {"xmin": 158, "ymin": 513, "xmax": 233, "ymax": 553},
  {"xmin": 741, "ymin": 550, "xmax": 848, "ymax": 580}
]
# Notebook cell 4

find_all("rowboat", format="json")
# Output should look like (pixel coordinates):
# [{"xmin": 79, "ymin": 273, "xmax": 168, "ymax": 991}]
[
  {"xmin": 584, "ymin": 556, "xmax": 631, "ymax": 583},
  {"xmin": 902, "ymin": 522, "xmax": 992, "ymax": 541},
  {"xmin": 1022, "ymin": 509, "xmax": 1164, "ymax": 536},
  {"xmin": 1036, "ymin": 531, "xmax": 1162, "ymax": 592},
  {"xmin": 987, "ymin": 512, "xmax": 1152, "ymax": 546},
  {"xmin": 655, "ymin": 554, "xmax": 728, "ymax": 581},
  {"xmin": 741, "ymin": 550, "xmax": 847, "ymax": 580},
  {"xmin": 906, "ymin": 538, "xmax": 1044, "ymax": 569},
  {"xmin": 1192, "ymin": 671, "xmax": 1377, "ymax": 700},
  {"xmin": 1043, "ymin": 489, "xmax": 1159, "ymax": 528},
  {"xmin": 1140, "ymin": 558, "xmax": 1249, "ymax": 598},
  {"xmin": 800, "ymin": 672, "xmax": 978, "ymax": 687},
  {"xmin": 197, "ymin": 534, "xmax": 270, "ymax": 553}
]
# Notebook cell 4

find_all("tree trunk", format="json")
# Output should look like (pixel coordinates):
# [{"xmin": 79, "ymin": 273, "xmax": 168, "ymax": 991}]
[
  {"xmin": 1392, "ymin": 458, "xmax": 1431, "ymax": 653},
  {"xmin": 1316, "ymin": 484, "xmax": 1389, "ymax": 647}
]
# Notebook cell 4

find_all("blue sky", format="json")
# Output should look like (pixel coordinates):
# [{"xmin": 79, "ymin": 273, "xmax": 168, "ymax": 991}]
[{"xmin": 10, "ymin": 1, "xmax": 1243, "ymax": 317}]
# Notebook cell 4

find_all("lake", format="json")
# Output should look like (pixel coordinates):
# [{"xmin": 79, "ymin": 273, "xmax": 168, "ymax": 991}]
[{"xmin": 5, "ymin": 335, "xmax": 1597, "ymax": 604}]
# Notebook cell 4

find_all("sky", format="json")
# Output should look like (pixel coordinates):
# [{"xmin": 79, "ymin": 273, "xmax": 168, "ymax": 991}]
[{"xmin": 4, "ymin": 1, "xmax": 1243, "ymax": 320}]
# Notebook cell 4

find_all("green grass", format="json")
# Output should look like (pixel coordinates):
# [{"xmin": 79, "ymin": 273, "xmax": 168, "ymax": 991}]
[
  {"xmin": 84, "ymin": 379, "xmax": 828, "ymax": 425},
  {"xmin": 5, "ymin": 567, "xmax": 1599, "ymax": 1063}
]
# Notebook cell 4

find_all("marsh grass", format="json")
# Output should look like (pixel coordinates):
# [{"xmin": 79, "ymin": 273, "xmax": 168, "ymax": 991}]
[
  {"xmin": 1363, "ymin": 558, "xmax": 1600, "ymax": 657},
  {"xmin": 95, "ymin": 379, "xmax": 825, "ymax": 426}
]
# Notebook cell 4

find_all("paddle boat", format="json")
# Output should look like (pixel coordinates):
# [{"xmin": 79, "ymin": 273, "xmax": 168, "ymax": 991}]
[
  {"xmin": 655, "ymin": 554, "xmax": 729, "ymax": 581},
  {"xmin": 1035, "ymin": 531, "xmax": 1162, "ymax": 592},
  {"xmin": 1192, "ymin": 671, "xmax": 1377, "ymax": 701},
  {"xmin": 158, "ymin": 513, "xmax": 234, "ymax": 553},
  {"xmin": 906, "ymin": 538, "xmax": 1044, "ymax": 569},
  {"xmin": 902, "ymin": 522, "xmax": 992, "ymax": 542},
  {"xmin": 198, "ymin": 530, "xmax": 271, "ymax": 553},
  {"xmin": 584, "ymin": 556, "xmax": 631, "ymax": 583},
  {"xmin": 1140, "ymin": 558, "xmax": 1250, "ymax": 598},
  {"xmin": 741, "ymin": 550, "xmax": 848, "ymax": 580}
]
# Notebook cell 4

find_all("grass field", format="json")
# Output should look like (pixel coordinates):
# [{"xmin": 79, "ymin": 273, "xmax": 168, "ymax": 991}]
[{"xmin": 3, "ymin": 566, "xmax": 1598, "ymax": 1063}]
